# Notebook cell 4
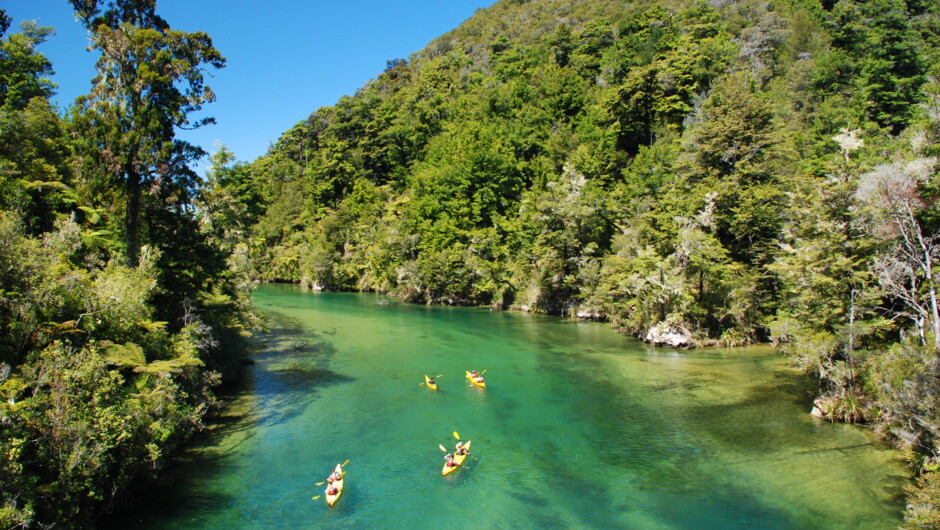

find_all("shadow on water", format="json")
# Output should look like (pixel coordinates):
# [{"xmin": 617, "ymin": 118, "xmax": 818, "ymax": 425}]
[
  {"xmin": 513, "ymin": 485, "xmax": 568, "ymax": 529},
  {"xmin": 96, "ymin": 403, "xmax": 251, "ymax": 529},
  {"xmin": 537, "ymin": 447, "xmax": 614, "ymax": 527},
  {"xmin": 230, "ymin": 317, "xmax": 354, "ymax": 430},
  {"xmin": 98, "ymin": 311, "xmax": 354, "ymax": 528}
]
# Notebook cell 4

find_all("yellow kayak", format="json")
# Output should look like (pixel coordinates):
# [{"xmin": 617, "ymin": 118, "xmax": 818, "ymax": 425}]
[
  {"xmin": 325, "ymin": 463, "xmax": 344, "ymax": 507},
  {"xmin": 442, "ymin": 440, "xmax": 472, "ymax": 476},
  {"xmin": 466, "ymin": 371, "xmax": 486, "ymax": 389},
  {"xmin": 425, "ymin": 374, "xmax": 438, "ymax": 390}
]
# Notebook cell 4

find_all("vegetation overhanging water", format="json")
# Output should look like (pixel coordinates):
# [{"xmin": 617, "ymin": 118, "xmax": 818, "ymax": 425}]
[{"xmin": 107, "ymin": 284, "xmax": 908, "ymax": 528}]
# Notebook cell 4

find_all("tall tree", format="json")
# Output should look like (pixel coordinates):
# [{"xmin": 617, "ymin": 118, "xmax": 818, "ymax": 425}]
[
  {"xmin": 69, "ymin": 0, "xmax": 225, "ymax": 266},
  {"xmin": 0, "ymin": 15, "xmax": 70, "ymax": 232},
  {"xmin": 0, "ymin": 15, "xmax": 56, "ymax": 111},
  {"xmin": 828, "ymin": 0, "xmax": 926, "ymax": 134}
]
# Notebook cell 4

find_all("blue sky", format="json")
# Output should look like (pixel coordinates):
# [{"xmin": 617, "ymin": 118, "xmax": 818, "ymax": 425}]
[{"xmin": 4, "ymin": 0, "xmax": 495, "ymax": 173}]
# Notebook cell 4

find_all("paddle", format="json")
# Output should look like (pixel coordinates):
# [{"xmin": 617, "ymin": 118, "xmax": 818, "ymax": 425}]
[
  {"xmin": 438, "ymin": 444, "xmax": 447, "ymax": 452},
  {"xmin": 313, "ymin": 459, "xmax": 351, "ymax": 496},
  {"xmin": 453, "ymin": 431, "xmax": 460, "ymax": 440},
  {"xmin": 311, "ymin": 477, "xmax": 345, "ymax": 501},
  {"xmin": 421, "ymin": 375, "xmax": 442, "ymax": 386},
  {"xmin": 311, "ymin": 485, "xmax": 339, "ymax": 501}
]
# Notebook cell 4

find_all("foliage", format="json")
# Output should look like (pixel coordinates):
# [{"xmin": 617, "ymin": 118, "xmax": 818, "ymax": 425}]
[
  {"xmin": 1, "ymin": 341, "xmax": 200, "ymax": 527},
  {"xmin": 0, "ymin": 5, "xmax": 253, "ymax": 527},
  {"xmin": 0, "ymin": 18, "xmax": 55, "ymax": 111},
  {"xmin": 906, "ymin": 469, "xmax": 940, "ymax": 528},
  {"xmin": 868, "ymin": 338, "xmax": 940, "ymax": 455}
]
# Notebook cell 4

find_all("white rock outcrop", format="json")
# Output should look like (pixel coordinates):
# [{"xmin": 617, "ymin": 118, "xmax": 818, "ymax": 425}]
[{"xmin": 645, "ymin": 323, "xmax": 693, "ymax": 348}]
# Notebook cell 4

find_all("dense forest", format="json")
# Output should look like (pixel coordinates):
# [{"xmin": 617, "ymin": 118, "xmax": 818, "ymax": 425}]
[
  {"xmin": 2, "ymin": 0, "xmax": 940, "ymax": 527},
  {"xmin": 0, "ymin": 1, "xmax": 255, "ymax": 527}
]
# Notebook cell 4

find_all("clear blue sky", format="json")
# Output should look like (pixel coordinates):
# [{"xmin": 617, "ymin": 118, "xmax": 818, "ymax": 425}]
[{"xmin": 4, "ymin": 0, "xmax": 496, "ymax": 173}]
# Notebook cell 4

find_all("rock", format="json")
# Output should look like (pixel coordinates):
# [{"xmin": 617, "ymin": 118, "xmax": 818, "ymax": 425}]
[
  {"xmin": 645, "ymin": 322, "xmax": 693, "ymax": 348},
  {"xmin": 575, "ymin": 306, "xmax": 604, "ymax": 320}
]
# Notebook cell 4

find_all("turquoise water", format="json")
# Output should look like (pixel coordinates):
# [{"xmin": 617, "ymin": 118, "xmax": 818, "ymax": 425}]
[{"xmin": 110, "ymin": 284, "xmax": 908, "ymax": 528}]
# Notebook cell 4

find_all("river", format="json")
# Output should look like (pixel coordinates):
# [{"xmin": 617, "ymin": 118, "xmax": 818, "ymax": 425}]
[{"xmin": 109, "ymin": 284, "xmax": 908, "ymax": 528}]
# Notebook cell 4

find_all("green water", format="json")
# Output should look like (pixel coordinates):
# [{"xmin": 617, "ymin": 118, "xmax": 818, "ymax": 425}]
[{"xmin": 113, "ymin": 284, "xmax": 908, "ymax": 528}]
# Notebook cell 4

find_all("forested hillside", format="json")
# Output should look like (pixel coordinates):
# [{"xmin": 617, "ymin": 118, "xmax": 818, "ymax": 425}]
[
  {"xmin": 207, "ymin": 0, "xmax": 940, "ymax": 524},
  {"xmin": 0, "ymin": 2, "xmax": 254, "ymax": 527}
]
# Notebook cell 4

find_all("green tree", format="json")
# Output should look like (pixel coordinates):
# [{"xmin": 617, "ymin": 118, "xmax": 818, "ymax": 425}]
[
  {"xmin": 0, "ymin": 17, "xmax": 72, "ymax": 233},
  {"xmin": 769, "ymin": 128, "xmax": 881, "ymax": 420},
  {"xmin": 828, "ymin": 0, "xmax": 926, "ymax": 133},
  {"xmin": 0, "ymin": 17, "xmax": 56, "ymax": 111},
  {"xmin": 69, "ymin": 0, "xmax": 225, "ymax": 267},
  {"xmin": 684, "ymin": 71, "xmax": 786, "ymax": 268}
]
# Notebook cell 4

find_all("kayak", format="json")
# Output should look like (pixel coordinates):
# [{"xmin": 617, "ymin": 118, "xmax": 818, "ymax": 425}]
[
  {"xmin": 442, "ymin": 440, "xmax": 472, "ymax": 476},
  {"xmin": 325, "ymin": 463, "xmax": 344, "ymax": 507},
  {"xmin": 425, "ymin": 374, "xmax": 438, "ymax": 390},
  {"xmin": 466, "ymin": 371, "xmax": 486, "ymax": 389}
]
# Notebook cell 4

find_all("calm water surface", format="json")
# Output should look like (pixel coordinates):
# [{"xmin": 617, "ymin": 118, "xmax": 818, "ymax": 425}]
[{"xmin": 113, "ymin": 284, "xmax": 908, "ymax": 528}]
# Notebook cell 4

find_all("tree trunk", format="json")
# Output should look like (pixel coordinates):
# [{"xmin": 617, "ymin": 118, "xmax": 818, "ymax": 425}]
[
  {"xmin": 928, "ymin": 281, "xmax": 940, "ymax": 352},
  {"xmin": 125, "ymin": 170, "xmax": 141, "ymax": 268}
]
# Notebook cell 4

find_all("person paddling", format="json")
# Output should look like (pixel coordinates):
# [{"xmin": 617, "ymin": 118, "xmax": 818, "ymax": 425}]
[
  {"xmin": 328, "ymin": 468, "xmax": 341, "ymax": 484},
  {"xmin": 455, "ymin": 441, "xmax": 469, "ymax": 456},
  {"xmin": 444, "ymin": 453, "xmax": 457, "ymax": 467}
]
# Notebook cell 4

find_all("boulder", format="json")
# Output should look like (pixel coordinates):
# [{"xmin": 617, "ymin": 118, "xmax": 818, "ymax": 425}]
[
  {"xmin": 645, "ymin": 323, "xmax": 693, "ymax": 348},
  {"xmin": 574, "ymin": 305, "xmax": 605, "ymax": 320}
]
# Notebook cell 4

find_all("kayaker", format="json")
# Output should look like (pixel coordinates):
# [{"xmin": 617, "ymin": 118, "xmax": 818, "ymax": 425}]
[
  {"xmin": 328, "ymin": 468, "xmax": 341, "ymax": 483},
  {"xmin": 326, "ymin": 484, "xmax": 339, "ymax": 496},
  {"xmin": 455, "ymin": 442, "xmax": 469, "ymax": 456},
  {"xmin": 444, "ymin": 453, "xmax": 457, "ymax": 467},
  {"xmin": 470, "ymin": 370, "xmax": 484, "ymax": 383},
  {"xmin": 427, "ymin": 377, "xmax": 435, "ymax": 386}
]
